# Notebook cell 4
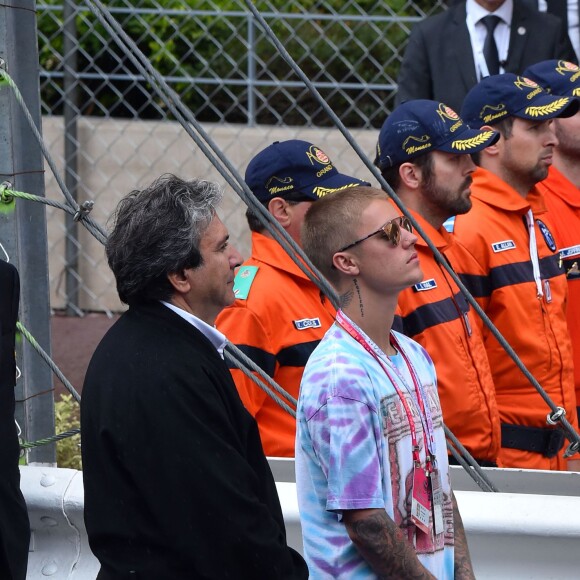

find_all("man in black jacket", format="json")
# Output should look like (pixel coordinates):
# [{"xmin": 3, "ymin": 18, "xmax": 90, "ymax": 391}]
[
  {"xmin": 0, "ymin": 260, "xmax": 29, "ymax": 580},
  {"xmin": 396, "ymin": 0, "xmax": 576, "ymax": 112},
  {"xmin": 81, "ymin": 174, "xmax": 308, "ymax": 579}
]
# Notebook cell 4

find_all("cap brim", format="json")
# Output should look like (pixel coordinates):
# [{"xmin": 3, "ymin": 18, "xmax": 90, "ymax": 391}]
[
  {"xmin": 515, "ymin": 94, "xmax": 579, "ymax": 120},
  {"xmin": 297, "ymin": 172, "xmax": 370, "ymax": 200},
  {"xmin": 438, "ymin": 126, "xmax": 500, "ymax": 154}
]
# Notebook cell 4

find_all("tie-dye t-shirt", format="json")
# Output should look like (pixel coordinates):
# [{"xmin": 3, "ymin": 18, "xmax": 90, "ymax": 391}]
[{"xmin": 295, "ymin": 316, "xmax": 455, "ymax": 579}]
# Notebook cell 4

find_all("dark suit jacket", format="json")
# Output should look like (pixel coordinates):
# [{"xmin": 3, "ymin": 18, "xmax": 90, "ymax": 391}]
[
  {"xmin": 396, "ymin": 0, "xmax": 577, "ymax": 112},
  {"xmin": 81, "ymin": 301, "xmax": 308, "ymax": 579},
  {"xmin": 0, "ymin": 260, "xmax": 29, "ymax": 580}
]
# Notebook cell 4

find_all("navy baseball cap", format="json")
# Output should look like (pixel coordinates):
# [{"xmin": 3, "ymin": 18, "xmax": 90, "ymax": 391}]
[
  {"xmin": 245, "ymin": 140, "xmax": 368, "ymax": 203},
  {"xmin": 523, "ymin": 60, "xmax": 580, "ymax": 98},
  {"xmin": 461, "ymin": 73, "xmax": 578, "ymax": 129},
  {"xmin": 375, "ymin": 100, "xmax": 499, "ymax": 169}
]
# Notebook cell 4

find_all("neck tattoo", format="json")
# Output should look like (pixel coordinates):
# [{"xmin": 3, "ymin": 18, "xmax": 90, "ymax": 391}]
[
  {"xmin": 340, "ymin": 288, "xmax": 354, "ymax": 309},
  {"xmin": 353, "ymin": 278, "xmax": 364, "ymax": 317}
]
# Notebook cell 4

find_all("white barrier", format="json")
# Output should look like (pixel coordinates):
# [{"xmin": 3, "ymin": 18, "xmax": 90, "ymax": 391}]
[
  {"xmin": 22, "ymin": 466, "xmax": 99, "ymax": 579},
  {"xmin": 21, "ymin": 464, "xmax": 580, "ymax": 579}
]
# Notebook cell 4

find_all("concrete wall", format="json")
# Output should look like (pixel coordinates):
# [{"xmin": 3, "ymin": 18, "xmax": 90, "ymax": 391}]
[
  {"xmin": 22, "ymin": 463, "xmax": 580, "ymax": 579},
  {"xmin": 42, "ymin": 117, "xmax": 380, "ymax": 312}
]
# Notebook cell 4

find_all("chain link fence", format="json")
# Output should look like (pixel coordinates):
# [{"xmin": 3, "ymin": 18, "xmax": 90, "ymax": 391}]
[{"xmin": 37, "ymin": 0, "xmax": 447, "ymax": 314}]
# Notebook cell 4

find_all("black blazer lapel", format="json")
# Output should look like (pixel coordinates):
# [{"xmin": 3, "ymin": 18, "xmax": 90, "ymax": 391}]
[
  {"xmin": 506, "ymin": 2, "xmax": 530, "ymax": 72},
  {"xmin": 547, "ymin": 0, "xmax": 568, "ymax": 29},
  {"xmin": 452, "ymin": 4, "xmax": 478, "ymax": 95}
]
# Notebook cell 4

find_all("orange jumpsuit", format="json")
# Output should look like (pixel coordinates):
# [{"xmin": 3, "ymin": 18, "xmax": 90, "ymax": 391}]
[
  {"xmin": 450, "ymin": 167, "xmax": 578, "ymax": 470},
  {"xmin": 538, "ymin": 166, "xmax": 580, "ymax": 424},
  {"xmin": 395, "ymin": 210, "xmax": 500, "ymax": 465},
  {"xmin": 216, "ymin": 232, "xmax": 335, "ymax": 457}
]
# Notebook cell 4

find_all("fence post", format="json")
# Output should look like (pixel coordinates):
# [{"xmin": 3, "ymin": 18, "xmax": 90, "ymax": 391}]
[
  {"xmin": 64, "ymin": 0, "xmax": 81, "ymax": 316},
  {"xmin": 0, "ymin": 0, "xmax": 56, "ymax": 464},
  {"xmin": 247, "ymin": 13, "xmax": 256, "ymax": 127}
]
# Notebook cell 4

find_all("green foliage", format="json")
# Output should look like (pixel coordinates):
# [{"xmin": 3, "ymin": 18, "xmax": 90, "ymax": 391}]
[
  {"xmin": 37, "ymin": 0, "xmax": 446, "ymax": 126},
  {"xmin": 54, "ymin": 394, "xmax": 82, "ymax": 470}
]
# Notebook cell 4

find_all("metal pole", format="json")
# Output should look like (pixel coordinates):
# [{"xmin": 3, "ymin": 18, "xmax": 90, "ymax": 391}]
[
  {"xmin": 247, "ymin": 14, "xmax": 256, "ymax": 126},
  {"xmin": 0, "ymin": 0, "xmax": 56, "ymax": 464},
  {"xmin": 63, "ymin": 0, "xmax": 81, "ymax": 316}
]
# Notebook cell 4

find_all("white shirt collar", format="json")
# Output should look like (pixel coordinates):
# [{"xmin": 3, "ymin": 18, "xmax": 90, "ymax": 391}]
[
  {"xmin": 161, "ymin": 301, "xmax": 227, "ymax": 359},
  {"xmin": 467, "ymin": 0, "xmax": 513, "ymax": 25}
]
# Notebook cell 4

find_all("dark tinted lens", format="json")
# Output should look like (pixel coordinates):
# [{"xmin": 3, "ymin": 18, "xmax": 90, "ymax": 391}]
[
  {"xmin": 383, "ymin": 221, "xmax": 400, "ymax": 246},
  {"xmin": 400, "ymin": 216, "xmax": 413, "ymax": 233}
]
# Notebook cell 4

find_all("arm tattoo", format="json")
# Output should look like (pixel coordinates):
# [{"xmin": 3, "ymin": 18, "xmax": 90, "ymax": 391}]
[
  {"xmin": 452, "ymin": 493, "xmax": 475, "ymax": 579},
  {"xmin": 353, "ymin": 278, "xmax": 364, "ymax": 317},
  {"xmin": 346, "ymin": 511, "xmax": 435, "ymax": 579},
  {"xmin": 340, "ymin": 289, "xmax": 354, "ymax": 309}
]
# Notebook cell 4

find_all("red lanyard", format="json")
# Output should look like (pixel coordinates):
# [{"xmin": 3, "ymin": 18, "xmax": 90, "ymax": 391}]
[{"xmin": 335, "ymin": 310, "xmax": 436, "ymax": 469}]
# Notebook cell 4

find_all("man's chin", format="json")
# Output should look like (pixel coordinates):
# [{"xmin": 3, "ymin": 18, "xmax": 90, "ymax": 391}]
[{"xmin": 225, "ymin": 289, "xmax": 238, "ymax": 306}]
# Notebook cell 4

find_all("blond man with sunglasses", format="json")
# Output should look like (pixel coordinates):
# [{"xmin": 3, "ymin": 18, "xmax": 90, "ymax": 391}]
[
  {"xmin": 296, "ymin": 186, "xmax": 475, "ymax": 579},
  {"xmin": 376, "ymin": 99, "xmax": 502, "ymax": 469}
]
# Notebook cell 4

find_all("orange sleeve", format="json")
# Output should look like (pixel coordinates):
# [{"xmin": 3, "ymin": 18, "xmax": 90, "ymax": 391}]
[{"xmin": 216, "ymin": 305, "xmax": 274, "ymax": 417}]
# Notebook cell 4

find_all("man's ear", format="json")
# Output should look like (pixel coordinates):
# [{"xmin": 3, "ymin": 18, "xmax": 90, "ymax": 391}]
[
  {"xmin": 267, "ymin": 197, "xmax": 291, "ymax": 227},
  {"xmin": 479, "ymin": 124, "xmax": 501, "ymax": 157},
  {"xmin": 399, "ymin": 162, "xmax": 422, "ymax": 190},
  {"xmin": 167, "ymin": 270, "xmax": 192, "ymax": 294},
  {"xmin": 332, "ymin": 251, "xmax": 360, "ymax": 277}
]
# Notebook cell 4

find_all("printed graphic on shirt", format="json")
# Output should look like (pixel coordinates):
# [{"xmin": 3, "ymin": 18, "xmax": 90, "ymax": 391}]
[
  {"xmin": 293, "ymin": 317, "xmax": 322, "ymax": 330},
  {"xmin": 380, "ymin": 382, "xmax": 453, "ymax": 554},
  {"xmin": 296, "ymin": 325, "xmax": 455, "ymax": 579},
  {"xmin": 414, "ymin": 279, "xmax": 437, "ymax": 292},
  {"xmin": 491, "ymin": 240, "xmax": 516, "ymax": 253},
  {"xmin": 536, "ymin": 220, "xmax": 557, "ymax": 252}
]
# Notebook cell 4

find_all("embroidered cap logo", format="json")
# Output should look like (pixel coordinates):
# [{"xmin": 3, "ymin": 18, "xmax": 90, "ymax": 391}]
[
  {"xmin": 525, "ymin": 97, "xmax": 570, "ymax": 118},
  {"xmin": 480, "ymin": 103, "xmax": 507, "ymax": 124},
  {"xmin": 402, "ymin": 134, "xmax": 432, "ymax": 155},
  {"xmin": 452, "ymin": 130, "xmax": 496, "ymax": 151},
  {"xmin": 306, "ymin": 145, "xmax": 330, "ymax": 166},
  {"xmin": 437, "ymin": 103, "xmax": 463, "ymax": 132},
  {"xmin": 266, "ymin": 175, "xmax": 294, "ymax": 196},
  {"xmin": 555, "ymin": 60, "xmax": 580, "ymax": 76}
]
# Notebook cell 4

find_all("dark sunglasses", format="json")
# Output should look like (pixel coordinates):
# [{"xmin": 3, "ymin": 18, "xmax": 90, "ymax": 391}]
[{"xmin": 337, "ymin": 216, "xmax": 413, "ymax": 253}]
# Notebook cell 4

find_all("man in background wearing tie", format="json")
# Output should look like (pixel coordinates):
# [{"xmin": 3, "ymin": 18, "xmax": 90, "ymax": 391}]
[{"xmin": 396, "ymin": 0, "xmax": 576, "ymax": 112}]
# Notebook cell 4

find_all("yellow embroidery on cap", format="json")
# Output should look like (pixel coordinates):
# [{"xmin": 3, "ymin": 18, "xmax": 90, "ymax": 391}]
[
  {"xmin": 266, "ymin": 176, "xmax": 294, "ymax": 195},
  {"xmin": 525, "ymin": 98, "xmax": 569, "ymax": 117},
  {"xmin": 515, "ymin": 76, "xmax": 539, "ymax": 90},
  {"xmin": 451, "ymin": 131, "xmax": 495, "ymax": 151},
  {"xmin": 306, "ymin": 145, "xmax": 330, "ymax": 166},
  {"xmin": 402, "ymin": 134, "xmax": 431, "ymax": 155},
  {"xmin": 480, "ymin": 103, "xmax": 507, "ymax": 123},
  {"xmin": 555, "ymin": 60, "xmax": 579, "ymax": 75},
  {"xmin": 437, "ymin": 103, "xmax": 460, "ymax": 121},
  {"xmin": 313, "ymin": 182, "xmax": 362, "ymax": 198}
]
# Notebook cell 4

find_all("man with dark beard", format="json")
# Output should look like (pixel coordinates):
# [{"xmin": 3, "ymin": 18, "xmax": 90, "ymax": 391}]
[
  {"xmin": 375, "ymin": 99, "xmax": 502, "ymax": 466},
  {"xmin": 453, "ymin": 73, "xmax": 580, "ymax": 470}
]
